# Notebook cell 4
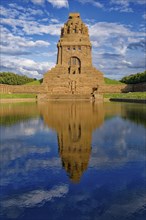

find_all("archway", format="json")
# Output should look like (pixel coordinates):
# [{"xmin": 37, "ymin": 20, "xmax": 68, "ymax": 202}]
[{"xmin": 68, "ymin": 57, "xmax": 81, "ymax": 74}]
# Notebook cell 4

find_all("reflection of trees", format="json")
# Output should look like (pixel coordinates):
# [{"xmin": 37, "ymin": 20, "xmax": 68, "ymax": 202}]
[
  {"xmin": 38, "ymin": 102, "xmax": 104, "ymax": 183},
  {"xmin": 0, "ymin": 103, "xmax": 38, "ymax": 126},
  {"xmin": 122, "ymin": 105, "xmax": 146, "ymax": 127},
  {"xmin": 104, "ymin": 102, "xmax": 146, "ymax": 127}
]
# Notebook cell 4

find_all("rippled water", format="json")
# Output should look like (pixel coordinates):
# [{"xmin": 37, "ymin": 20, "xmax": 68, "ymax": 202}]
[{"xmin": 0, "ymin": 101, "xmax": 146, "ymax": 220}]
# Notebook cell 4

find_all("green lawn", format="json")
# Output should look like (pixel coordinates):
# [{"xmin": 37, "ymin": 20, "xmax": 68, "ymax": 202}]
[
  {"xmin": 104, "ymin": 77, "xmax": 124, "ymax": 85},
  {"xmin": 24, "ymin": 80, "xmax": 41, "ymax": 85},
  {"xmin": 0, "ymin": 93, "xmax": 37, "ymax": 99},
  {"xmin": 104, "ymin": 92, "xmax": 146, "ymax": 99}
]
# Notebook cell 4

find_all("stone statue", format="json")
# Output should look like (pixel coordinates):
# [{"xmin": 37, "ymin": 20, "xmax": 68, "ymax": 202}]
[
  {"xmin": 61, "ymin": 27, "xmax": 64, "ymax": 36},
  {"xmin": 64, "ymin": 24, "xmax": 67, "ymax": 34},
  {"xmin": 84, "ymin": 26, "xmax": 88, "ymax": 34}
]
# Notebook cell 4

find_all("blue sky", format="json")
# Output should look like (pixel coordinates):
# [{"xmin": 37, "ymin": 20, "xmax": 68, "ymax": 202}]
[{"xmin": 0, "ymin": 0, "xmax": 146, "ymax": 79}]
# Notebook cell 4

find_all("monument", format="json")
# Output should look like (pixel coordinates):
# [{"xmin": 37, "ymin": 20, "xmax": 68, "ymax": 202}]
[{"xmin": 38, "ymin": 13, "xmax": 104, "ymax": 100}]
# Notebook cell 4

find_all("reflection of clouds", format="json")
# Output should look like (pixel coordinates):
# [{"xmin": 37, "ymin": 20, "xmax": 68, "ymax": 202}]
[
  {"xmin": 0, "ymin": 118, "xmax": 51, "ymax": 141},
  {"xmin": 0, "ymin": 117, "xmax": 59, "ymax": 188},
  {"xmin": 1, "ymin": 184, "xmax": 68, "ymax": 219},
  {"xmin": 1, "ymin": 142, "xmax": 51, "ymax": 164},
  {"xmin": 101, "ymin": 193, "xmax": 146, "ymax": 220},
  {"xmin": 63, "ymin": 189, "xmax": 146, "ymax": 220},
  {"xmin": 90, "ymin": 117, "xmax": 146, "ymax": 169},
  {"xmin": 0, "ymin": 157, "xmax": 61, "ymax": 187},
  {"xmin": 1, "ymin": 184, "xmax": 68, "ymax": 208}
]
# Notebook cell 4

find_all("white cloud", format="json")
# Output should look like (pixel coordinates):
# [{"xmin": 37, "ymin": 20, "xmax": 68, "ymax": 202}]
[
  {"xmin": 31, "ymin": 0, "xmax": 45, "ymax": 4},
  {"xmin": 30, "ymin": 0, "xmax": 69, "ymax": 8},
  {"xmin": 111, "ymin": 0, "xmax": 145, "ymax": 5},
  {"xmin": 109, "ymin": 0, "xmax": 145, "ymax": 12},
  {"xmin": 89, "ymin": 22, "xmax": 135, "ymax": 56},
  {"xmin": 50, "ymin": 18, "xmax": 60, "ymax": 23},
  {"xmin": 88, "ymin": 21, "xmax": 146, "ymax": 77},
  {"xmin": 1, "ymin": 17, "xmax": 62, "ymax": 35},
  {"xmin": 142, "ymin": 13, "xmax": 146, "ymax": 19},
  {"xmin": 47, "ymin": 0, "xmax": 69, "ymax": 8},
  {"xmin": 77, "ymin": 0, "xmax": 104, "ymax": 8},
  {"xmin": 1, "ymin": 56, "xmax": 55, "ymax": 78},
  {"xmin": 0, "ymin": 26, "xmax": 50, "ymax": 57}
]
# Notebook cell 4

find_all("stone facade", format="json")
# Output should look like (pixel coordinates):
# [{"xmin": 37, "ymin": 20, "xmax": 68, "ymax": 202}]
[{"xmin": 39, "ymin": 13, "xmax": 104, "ymax": 100}]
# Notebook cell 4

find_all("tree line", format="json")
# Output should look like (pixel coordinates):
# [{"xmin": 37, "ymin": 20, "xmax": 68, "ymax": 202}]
[
  {"xmin": 120, "ymin": 71, "xmax": 146, "ymax": 84},
  {"xmin": 0, "ymin": 72, "xmax": 36, "ymax": 85}
]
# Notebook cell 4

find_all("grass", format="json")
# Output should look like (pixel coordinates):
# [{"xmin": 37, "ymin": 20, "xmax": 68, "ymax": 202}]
[
  {"xmin": 0, "ymin": 93, "xmax": 37, "ymax": 99},
  {"xmin": 104, "ymin": 77, "xmax": 124, "ymax": 85},
  {"xmin": 104, "ymin": 92, "xmax": 146, "ymax": 99},
  {"xmin": 24, "ymin": 80, "xmax": 41, "ymax": 85}
]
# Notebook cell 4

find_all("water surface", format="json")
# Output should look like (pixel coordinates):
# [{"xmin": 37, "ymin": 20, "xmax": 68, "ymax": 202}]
[{"xmin": 0, "ymin": 101, "xmax": 146, "ymax": 220}]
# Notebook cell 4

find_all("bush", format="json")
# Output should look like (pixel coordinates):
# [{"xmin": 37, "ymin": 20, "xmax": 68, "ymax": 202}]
[{"xmin": 120, "ymin": 71, "xmax": 146, "ymax": 84}]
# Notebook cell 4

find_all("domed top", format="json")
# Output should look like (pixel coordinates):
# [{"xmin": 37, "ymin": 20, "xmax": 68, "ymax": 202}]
[{"xmin": 60, "ymin": 12, "xmax": 88, "ymax": 37}]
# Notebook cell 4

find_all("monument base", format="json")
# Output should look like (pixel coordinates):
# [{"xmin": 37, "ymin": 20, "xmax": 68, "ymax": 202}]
[{"xmin": 39, "ymin": 64, "xmax": 104, "ymax": 101}]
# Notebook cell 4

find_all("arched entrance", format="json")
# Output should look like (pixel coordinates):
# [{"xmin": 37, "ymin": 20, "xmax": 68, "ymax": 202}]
[{"xmin": 68, "ymin": 57, "xmax": 81, "ymax": 74}]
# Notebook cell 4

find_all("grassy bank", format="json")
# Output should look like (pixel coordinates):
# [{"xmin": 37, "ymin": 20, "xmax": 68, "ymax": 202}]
[
  {"xmin": 0, "ymin": 93, "xmax": 37, "ymax": 99},
  {"xmin": 25, "ymin": 80, "xmax": 41, "ymax": 85},
  {"xmin": 104, "ymin": 92, "xmax": 146, "ymax": 99},
  {"xmin": 104, "ymin": 77, "xmax": 124, "ymax": 84}
]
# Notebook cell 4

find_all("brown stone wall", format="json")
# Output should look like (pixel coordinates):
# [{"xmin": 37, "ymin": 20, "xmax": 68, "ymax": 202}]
[
  {"xmin": 133, "ymin": 82, "xmax": 146, "ymax": 92},
  {"xmin": 0, "ymin": 83, "xmax": 132, "ymax": 95},
  {"xmin": 0, "ymin": 84, "xmax": 45, "ymax": 94},
  {"xmin": 99, "ymin": 84, "xmax": 133, "ymax": 93},
  {"xmin": 0, "ymin": 83, "xmax": 145, "ymax": 97}
]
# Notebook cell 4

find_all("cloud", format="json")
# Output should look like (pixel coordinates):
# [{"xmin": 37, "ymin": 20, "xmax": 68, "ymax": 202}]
[
  {"xmin": 109, "ymin": 0, "xmax": 145, "ymax": 12},
  {"xmin": 47, "ymin": 0, "xmax": 69, "ymax": 8},
  {"xmin": 1, "ymin": 56, "xmax": 55, "ymax": 78},
  {"xmin": 89, "ymin": 22, "xmax": 137, "ymax": 56},
  {"xmin": 30, "ymin": 0, "xmax": 69, "ymax": 8},
  {"xmin": 31, "ymin": 0, "xmax": 45, "ymax": 4},
  {"xmin": 0, "ymin": 4, "xmax": 62, "ymax": 36},
  {"xmin": 77, "ymin": 0, "xmax": 104, "ymax": 8},
  {"xmin": 0, "ymin": 26, "xmax": 50, "ymax": 57},
  {"xmin": 50, "ymin": 18, "xmax": 60, "ymax": 23},
  {"xmin": 88, "ymin": 21, "xmax": 145, "ymax": 77},
  {"xmin": 0, "ymin": 5, "xmax": 44, "ymax": 20},
  {"xmin": 127, "ymin": 39, "xmax": 146, "ymax": 50},
  {"xmin": 1, "ymin": 17, "xmax": 62, "ymax": 35},
  {"xmin": 142, "ymin": 13, "xmax": 146, "ymax": 19}
]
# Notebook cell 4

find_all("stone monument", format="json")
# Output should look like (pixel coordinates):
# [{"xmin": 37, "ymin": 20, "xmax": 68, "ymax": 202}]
[{"xmin": 39, "ymin": 13, "xmax": 104, "ymax": 100}]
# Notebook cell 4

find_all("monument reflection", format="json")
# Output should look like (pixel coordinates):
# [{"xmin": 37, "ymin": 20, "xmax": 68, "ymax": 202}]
[{"xmin": 38, "ymin": 102, "xmax": 104, "ymax": 183}]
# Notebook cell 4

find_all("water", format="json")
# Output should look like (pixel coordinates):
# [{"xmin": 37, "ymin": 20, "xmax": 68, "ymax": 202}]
[{"xmin": 0, "ymin": 101, "xmax": 146, "ymax": 220}]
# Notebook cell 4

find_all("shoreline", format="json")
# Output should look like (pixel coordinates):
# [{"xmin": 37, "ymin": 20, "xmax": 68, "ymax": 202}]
[
  {"xmin": 109, "ymin": 98, "xmax": 146, "ymax": 104},
  {"xmin": 0, "ymin": 97, "xmax": 146, "ymax": 103},
  {"xmin": 0, "ymin": 98, "xmax": 36, "ymax": 103}
]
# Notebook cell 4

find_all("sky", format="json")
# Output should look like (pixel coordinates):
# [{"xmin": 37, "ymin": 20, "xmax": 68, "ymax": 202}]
[{"xmin": 0, "ymin": 0, "xmax": 146, "ymax": 79}]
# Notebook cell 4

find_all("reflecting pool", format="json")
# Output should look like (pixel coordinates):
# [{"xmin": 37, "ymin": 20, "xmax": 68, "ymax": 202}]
[{"xmin": 0, "ymin": 101, "xmax": 146, "ymax": 220}]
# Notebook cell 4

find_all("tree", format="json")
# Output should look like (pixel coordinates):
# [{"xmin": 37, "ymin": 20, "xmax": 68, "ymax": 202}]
[{"xmin": 120, "ymin": 71, "xmax": 146, "ymax": 84}]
